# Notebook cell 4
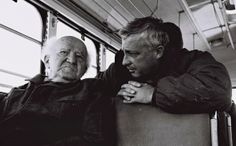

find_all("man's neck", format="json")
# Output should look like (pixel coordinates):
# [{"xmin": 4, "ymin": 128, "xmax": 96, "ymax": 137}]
[{"xmin": 45, "ymin": 76, "xmax": 76, "ymax": 83}]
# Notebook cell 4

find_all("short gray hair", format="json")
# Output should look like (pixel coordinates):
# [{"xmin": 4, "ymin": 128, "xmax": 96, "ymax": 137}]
[{"xmin": 119, "ymin": 17, "xmax": 169, "ymax": 49}]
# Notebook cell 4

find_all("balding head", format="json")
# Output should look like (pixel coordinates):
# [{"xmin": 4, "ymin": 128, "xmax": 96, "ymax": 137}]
[{"xmin": 42, "ymin": 36, "xmax": 88, "ymax": 83}]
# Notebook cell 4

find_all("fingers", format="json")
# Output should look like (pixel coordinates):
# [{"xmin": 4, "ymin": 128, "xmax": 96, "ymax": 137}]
[
  {"xmin": 121, "ymin": 84, "xmax": 136, "ymax": 94},
  {"xmin": 117, "ymin": 86, "xmax": 135, "ymax": 103},
  {"xmin": 120, "ymin": 81, "xmax": 142, "ymax": 94},
  {"xmin": 117, "ymin": 88, "xmax": 135, "ymax": 98},
  {"xmin": 118, "ymin": 81, "xmax": 143, "ymax": 104},
  {"xmin": 128, "ymin": 81, "xmax": 142, "ymax": 87},
  {"xmin": 123, "ymin": 96, "xmax": 132, "ymax": 102},
  {"xmin": 117, "ymin": 89, "xmax": 134, "ymax": 103},
  {"xmin": 123, "ymin": 98, "xmax": 133, "ymax": 103},
  {"xmin": 123, "ymin": 96, "xmax": 137, "ymax": 103}
]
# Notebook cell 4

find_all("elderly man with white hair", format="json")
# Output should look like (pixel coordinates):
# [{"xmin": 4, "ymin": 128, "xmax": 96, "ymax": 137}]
[{"xmin": 0, "ymin": 36, "xmax": 116, "ymax": 146}]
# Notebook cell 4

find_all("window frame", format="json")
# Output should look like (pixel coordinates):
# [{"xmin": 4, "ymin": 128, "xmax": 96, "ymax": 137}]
[{"xmin": 0, "ymin": 0, "xmax": 46, "ymax": 93}]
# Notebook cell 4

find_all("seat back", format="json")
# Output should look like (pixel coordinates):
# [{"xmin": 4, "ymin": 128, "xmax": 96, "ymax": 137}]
[{"xmin": 116, "ymin": 99, "xmax": 211, "ymax": 146}]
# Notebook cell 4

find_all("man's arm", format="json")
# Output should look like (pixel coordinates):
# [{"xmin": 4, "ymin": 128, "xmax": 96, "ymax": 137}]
[
  {"xmin": 96, "ymin": 50, "xmax": 130, "ymax": 96},
  {"xmin": 118, "ymin": 52, "xmax": 232, "ymax": 114},
  {"xmin": 151, "ymin": 52, "xmax": 232, "ymax": 113}
]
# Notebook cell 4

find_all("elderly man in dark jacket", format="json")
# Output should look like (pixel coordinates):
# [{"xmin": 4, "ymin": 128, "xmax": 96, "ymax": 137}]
[
  {"xmin": 0, "ymin": 36, "xmax": 116, "ymax": 146},
  {"xmin": 98, "ymin": 16, "xmax": 232, "ymax": 114}
]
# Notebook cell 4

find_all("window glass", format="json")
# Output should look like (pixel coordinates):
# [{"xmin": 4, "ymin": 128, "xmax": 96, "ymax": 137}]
[
  {"xmin": 232, "ymin": 88, "xmax": 236, "ymax": 102},
  {"xmin": 0, "ymin": 87, "xmax": 12, "ymax": 93},
  {"xmin": 0, "ymin": 28, "xmax": 41, "ymax": 77},
  {"xmin": 0, "ymin": 72, "xmax": 28, "ymax": 89},
  {"xmin": 0, "ymin": 1, "xmax": 42, "ymax": 92},
  {"xmin": 0, "ymin": 0, "xmax": 42, "ymax": 41},
  {"xmin": 56, "ymin": 21, "xmax": 97, "ymax": 78}
]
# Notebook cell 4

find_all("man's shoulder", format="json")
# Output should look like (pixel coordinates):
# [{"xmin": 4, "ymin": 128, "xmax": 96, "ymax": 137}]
[
  {"xmin": 170, "ymin": 48, "xmax": 220, "ymax": 74},
  {"xmin": 176, "ymin": 48, "xmax": 228, "ymax": 74},
  {"xmin": 26, "ymin": 74, "xmax": 46, "ymax": 84},
  {"xmin": 179, "ymin": 48, "xmax": 210, "ymax": 55},
  {"xmin": 178, "ymin": 48, "xmax": 215, "ymax": 61}
]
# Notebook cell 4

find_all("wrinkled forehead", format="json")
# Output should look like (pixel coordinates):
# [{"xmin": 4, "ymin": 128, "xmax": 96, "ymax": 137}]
[{"xmin": 54, "ymin": 37, "xmax": 87, "ymax": 53}]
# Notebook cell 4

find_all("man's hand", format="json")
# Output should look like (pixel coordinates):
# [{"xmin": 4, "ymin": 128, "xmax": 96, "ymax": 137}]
[{"xmin": 117, "ymin": 81, "xmax": 155, "ymax": 104}]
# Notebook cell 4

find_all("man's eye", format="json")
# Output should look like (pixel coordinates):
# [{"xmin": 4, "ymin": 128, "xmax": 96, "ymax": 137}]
[
  {"xmin": 59, "ymin": 51, "xmax": 68, "ymax": 55},
  {"xmin": 76, "ymin": 53, "xmax": 85, "ymax": 59}
]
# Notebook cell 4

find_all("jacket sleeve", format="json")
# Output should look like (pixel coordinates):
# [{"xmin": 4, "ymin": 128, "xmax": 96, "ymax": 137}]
[
  {"xmin": 152, "ymin": 52, "xmax": 232, "ymax": 114},
  {"xmin": 96, "ymin": 50, "xmax": 130, "ymax": 96}
]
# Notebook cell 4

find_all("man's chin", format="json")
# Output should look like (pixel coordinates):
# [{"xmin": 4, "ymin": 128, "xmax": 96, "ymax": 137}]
[
  {"xmin": 58, "ymin": 69, "xmax": 81, "ymax": 81},
  {"xmin": 130, "ymin": 72, "xmax": 148, "ymax": 81},
  {"xmin": 130, "ymin": 72, "xmax": 140, "ymax": 78},
  {"xmin": 59, "ymin": 72, "xmax": 77, "ymax": 81}
]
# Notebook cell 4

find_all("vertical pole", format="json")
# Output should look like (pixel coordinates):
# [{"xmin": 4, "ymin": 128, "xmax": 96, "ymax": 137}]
[
  {"xmin": 217, "ymin": 0, "xmax": 235, "ymax": 49},
  {"xmin": 227, "ymin": 114, "xmax": 233, "ymax": 146},
  {"xmin": 211, "ymin": 111, "xmax": 219, "ymax": 146}
]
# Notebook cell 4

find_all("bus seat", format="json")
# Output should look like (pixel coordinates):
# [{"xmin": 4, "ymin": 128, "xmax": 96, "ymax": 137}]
[{"xmin": 115, "ymin": 98, "xmax": 211, "ymax": 146}]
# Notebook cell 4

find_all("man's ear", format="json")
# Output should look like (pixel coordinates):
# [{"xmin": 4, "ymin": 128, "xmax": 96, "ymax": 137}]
[
  {"xmin": 44, "ymin": 55, "xmax": 50, "ymax": 69},
  {"xmin": 154, "ymin": 46, "xmax": 164, "ymax": 59}
]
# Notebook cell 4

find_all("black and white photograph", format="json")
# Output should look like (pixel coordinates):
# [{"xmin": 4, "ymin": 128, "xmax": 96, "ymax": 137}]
[{"xmin": 0, "ymin": 0, "xmax": 236, "ymax": 146}]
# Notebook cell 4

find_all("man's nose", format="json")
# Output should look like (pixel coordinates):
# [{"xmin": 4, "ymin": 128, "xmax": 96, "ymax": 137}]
[
  {"xmin": 67, "ymin": 52, "xmax": 77, "ymax": 64},
  {"xmin": 122, "ymin": 54, "xmax": 130, "ymax": 66}
]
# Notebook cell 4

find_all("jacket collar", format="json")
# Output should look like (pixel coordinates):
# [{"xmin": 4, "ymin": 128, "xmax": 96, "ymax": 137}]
[
  {"xmin": 25, "ymin": 74, "xmax": 46, "ymax": 84},
  {"xmin": 25, "ymin": 74, "xmax": 82, "ymax": 86}
]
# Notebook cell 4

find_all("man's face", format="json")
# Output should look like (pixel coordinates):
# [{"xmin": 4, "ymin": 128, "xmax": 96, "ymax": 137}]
[
  {"xmin": 46, "ymin": 37, "xmax": 87, "ymax": 83},
  {"xmin": 122, "ymin": 34, "xmax": 162, "ymax": 79}
]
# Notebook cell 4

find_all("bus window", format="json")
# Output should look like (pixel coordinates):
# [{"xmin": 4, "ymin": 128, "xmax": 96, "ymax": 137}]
[
  {"xmin": 56, "ymin": 21, "xmax": 97, "ymax": 78},
  {"xmin": 232, "ymin": 88, "xmax": 236, "ymax": 102},
  {"xmin": 0, "ymin": 0, "xmax": 42, "ymax": 93}
]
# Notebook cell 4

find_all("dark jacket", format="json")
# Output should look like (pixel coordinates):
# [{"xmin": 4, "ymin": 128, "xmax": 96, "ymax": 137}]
[
  {"xmin": 98, "ymin": 49, "xmax": 232, "ymax": 114},
  {"xmin": 0, "ymin": 75, "xmax": 116, "ymax": 146}
]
